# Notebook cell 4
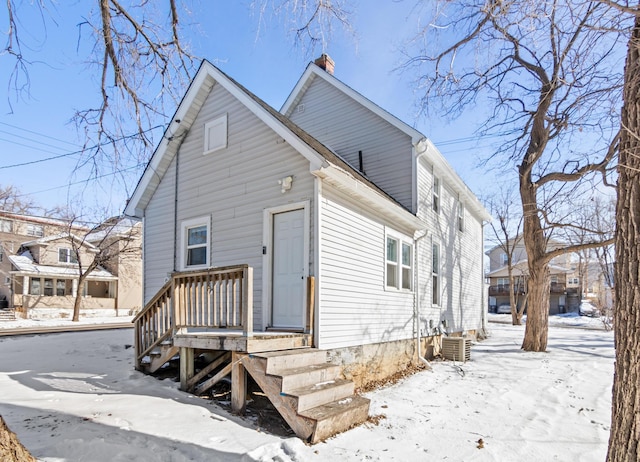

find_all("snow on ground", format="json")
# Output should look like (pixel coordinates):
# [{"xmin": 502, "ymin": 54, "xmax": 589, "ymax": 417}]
[
  {"xmin": 0, "ymin": 318, "xmax": 614, "ymax": 461},
  {"xmin": 0, "ymin": 312, "xmax": 133, "ymax": 329}
]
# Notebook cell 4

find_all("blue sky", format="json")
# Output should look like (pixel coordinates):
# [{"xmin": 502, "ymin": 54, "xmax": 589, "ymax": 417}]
[{"xmin": 0, "ymin": 1, "xmax": 495, "ymax": 217}]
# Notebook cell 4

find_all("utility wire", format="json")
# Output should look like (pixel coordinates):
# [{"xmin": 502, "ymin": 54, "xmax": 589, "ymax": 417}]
[
  {"xmin": 16, "ymin": 162, "xmax": 147, "ymax": 198},
  {"xmin": 0, "ymin": 121, "xmax": 80, "ymax": 148},
  {"xmin": 0, "ymin": 125, "xmax": 163, "ymax": 169}
]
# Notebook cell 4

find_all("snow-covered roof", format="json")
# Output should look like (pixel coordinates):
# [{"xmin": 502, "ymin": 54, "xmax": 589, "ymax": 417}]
[
  {"xmin": 20, "ymin": 233, "xmax": 98, "ymax": 251},
  {"xmin": 8, "ymin": 254, "xmax": 116, "ymax": 280},
  {"xmin": 86, "ymin": 217, "xmax": 140, "ymax": 243}
]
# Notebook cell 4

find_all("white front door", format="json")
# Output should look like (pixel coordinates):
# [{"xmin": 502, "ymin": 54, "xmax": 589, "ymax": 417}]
[{"xmin": 272, "ymin": 209, "xmax": 305, "ymax": 329}]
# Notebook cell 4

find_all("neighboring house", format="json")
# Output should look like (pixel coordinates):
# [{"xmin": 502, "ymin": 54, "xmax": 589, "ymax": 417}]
[
  {"xmin": 485, "ymin": 238, "xmax": 576, "ymax": 314},
  {"xmin": 0, "ymin": 211, "xmax": 142, "ymax": 317},
  {"xmin": 124, "ymin": 57, "xmax": 490, "ymax": 442},
  {"xmin": 86, "ymin": 217, "xmax": 143, "ymax": 314}
]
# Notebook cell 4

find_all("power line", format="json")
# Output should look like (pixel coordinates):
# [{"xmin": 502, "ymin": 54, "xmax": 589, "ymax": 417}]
[
  {"xmin": 0, "ymin": 125, "xmax": 163, "ymax": 169},
  {"xmin": 0, "ymin": 121, "xmax": 80, "ymax": 148},
  {"xmin": 18, "ymin": 162, "xmax": 147, "ymax": 198}
]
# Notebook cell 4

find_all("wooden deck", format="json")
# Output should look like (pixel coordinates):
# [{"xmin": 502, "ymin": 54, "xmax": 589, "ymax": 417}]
[
  {"xmin": 173, "ymin": 330, "xmax": 313, "ymax": 352},
  {"xmin": 133, "ymin": 265, "xmax": 369, "ymax": 443}
]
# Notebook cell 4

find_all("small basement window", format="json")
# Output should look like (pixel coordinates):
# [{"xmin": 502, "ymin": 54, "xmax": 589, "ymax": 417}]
[{"xmin": 204, "ymin": 113, "xmax": 228, "ymax": 154}]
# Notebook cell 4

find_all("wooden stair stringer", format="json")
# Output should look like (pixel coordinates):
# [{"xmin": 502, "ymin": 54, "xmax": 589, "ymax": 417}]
[
  {"xmin": 149, "ymin": 344, "xmax": 179, "ymax": 373},
  {"xmin": 241, "ymin": 354, "xmax": 316, "ymax": 441}
]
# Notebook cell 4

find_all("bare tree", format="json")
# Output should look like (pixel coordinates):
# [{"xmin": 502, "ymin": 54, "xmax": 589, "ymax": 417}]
[
  {"xmin": 607, "ymin": 2, "xmax": 640, "ymax": 460},
  {"xmin": 252, "ymin": 0, "xmax": 354, "ymax": 54},
  {"xmin": 404, "ymin": 0, "xmax": 624, "ymax": 351},
  {"xmin": 63, "ymin": 214, "xmax": 140, "ymax": 322},
  {"xmin": 0, "ymin": 185, "xmax": 37, "ymax": 215},
  {"xmin": 486, "ymin": 186, "xmax": 525, "ymax": 324}
]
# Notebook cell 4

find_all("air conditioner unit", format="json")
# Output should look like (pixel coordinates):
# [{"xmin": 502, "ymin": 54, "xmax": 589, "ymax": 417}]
[{"xmin": 441, "ymin": 337, "xmax": 471, "ymax": 362}]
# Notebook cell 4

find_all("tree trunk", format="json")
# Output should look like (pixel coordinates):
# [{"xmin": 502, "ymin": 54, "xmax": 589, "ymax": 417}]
[
  {"xmin": 509, "ymin": 269, "xmax": 520, "ymax": 325},
  {"xmin": 0, "ymin": 416, "xmax": 36, "ymax": 462},
  {"xmin": 607, "ymin": 12, "xmax": 640, "ymax": 462},
  {"xmin": 72, "ymin": 273, "xmax": 87, "ymax": 322},
  {"xmin": 520, "ymin": 171, "xmax": 550, "ymax": 351}
]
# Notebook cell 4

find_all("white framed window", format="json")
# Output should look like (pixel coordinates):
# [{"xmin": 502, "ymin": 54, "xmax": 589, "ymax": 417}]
[
  {"xmin": 432, "ymin": 243, "xmax": 440, "ymax": 305},
  {"xmin": 432, "ymin": 176, "xmax": 441, "ymax": 213},
  {"xmin": 385, "ymin": 231, "xmax": 413, "ymax": 291},
  {"xmin": 550, "ymin": 275, "xmax": 558, "ymax": 284},
  {"xmin": 204, "ymin": 113, "xmax": 228, "ymax": 154},
  {"xmin": 497, "ymin": 277, "xmax": 509, "ymax": 287},
  {"xmin": 30, "ymin": 278, "xmax": 41, "ymax": 295},
  {"xmin": 180, "ymin": 216, "xmax": 210, "ymax": 270},
  {"xmin": 44, "ymin": 278, "xmax": 54, "ymax": 296},
  {"xmin": 501, "ymin": 253, "xmax": 509, "ymax": 266},
  {"xmin": 458, "ymin": 201, "xmax": 465, "ymax": 232},
  {"xmin": 58, "ymin": 248, "xmax": 78, "ymax": 264},
  {"xmin": 569, "ymin": 277, "xmax": 579, "ymax": 284},
  {"xmin": 0, "ymin": 219, "xmax": 12, "ymax": 233},
  {"xmin": 26, "ymin": 224, "xmax": 44, "ymax": 237},
  {"xmin": 56, "ymin": 280, "xmax": 66, "ymax": 296}
]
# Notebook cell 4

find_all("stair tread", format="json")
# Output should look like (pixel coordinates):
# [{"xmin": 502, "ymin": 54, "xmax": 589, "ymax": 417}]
[
  {"xmin": 283, "ymin": 378, "xmax": 353, "ymax": 397},
  {"xmin": 250, "ymin": 348, "xmax": 316, "ymax": 359},
  {"xmin": 276, "ymin": 362, "xmax": 340, "ymax": 377},
  {"xmin": 299, "ymin": 395, "xmax": 370, "ymax": 421}
]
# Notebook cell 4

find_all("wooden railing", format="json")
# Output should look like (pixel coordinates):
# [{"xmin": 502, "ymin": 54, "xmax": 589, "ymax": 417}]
[
  {"xmin": 173, "ymin": 265, "xmax": 253, "ymax": 335},
  {"xmin": 133, "ymin": 264, "xmax": 253, "ymax": 369}
]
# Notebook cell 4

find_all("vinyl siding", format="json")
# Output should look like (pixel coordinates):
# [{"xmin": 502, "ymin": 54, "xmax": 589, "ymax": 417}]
[
  {"xmin": 143, "ymin": 157, "xmax": 176, "ymax": 303},
  {"xmin": 416, "ymin": 155, "xmax": 485, "ymax": 334},
  {"xmin": 317, "ymin": 184, "xmax": 415, "ymax": 350},
  {"xmin": 289, "ymin": 77, "xmax": 414, "ymax": 211},
  {"xmin": 143, "ymin": 81, "xmax": 315, "ymax": 329}
]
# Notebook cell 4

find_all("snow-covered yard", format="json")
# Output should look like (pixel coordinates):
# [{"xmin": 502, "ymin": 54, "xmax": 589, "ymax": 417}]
[{"xmin": 0, "ymin": 320, "xmax": 614, "ymax": 461}]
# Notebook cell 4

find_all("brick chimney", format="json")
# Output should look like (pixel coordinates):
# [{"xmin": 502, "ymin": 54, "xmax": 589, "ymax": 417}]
[{"xmin": 314, "ymin": 53, "xmax": 335, "ymax": 75}]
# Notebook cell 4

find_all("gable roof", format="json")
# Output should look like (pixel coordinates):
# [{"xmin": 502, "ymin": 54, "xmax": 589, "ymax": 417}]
[
  {"xmin": 281, "ymin": 62, "xmax": 425, "ymax": 144},
  {"xmin": 281, "ymin": 61, "xmax": 491, "ymax": 223},
  {"xmin": 9, "ymin": 253, "xmax": 115, "ymax": 279},
  {"xmin": 20, "ymin": 233, "xmax": 98, "ymax": 252},
  {"xmin": 124, "ymin": 60, "xmax": 423, "ymax": 229}
]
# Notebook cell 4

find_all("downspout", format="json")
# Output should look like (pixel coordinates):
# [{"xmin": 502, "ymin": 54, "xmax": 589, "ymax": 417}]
[
  {"xmin": 415, "ymin": 230, "xmax": 431, "ymax": 367},
  {"xmin": 173, "ymin": 150, "xmax": 180, "ymax": 272},
  {"xmin": 481, "ymin": 220, "xmax": 488, "ymax": 336},
  {"xmin": 413, "ymin": 136, "xmax": 432, "ymax": 367}
]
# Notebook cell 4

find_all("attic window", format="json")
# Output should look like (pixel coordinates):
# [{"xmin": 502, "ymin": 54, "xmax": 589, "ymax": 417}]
[
  {"xmin": 59, "ymin": 248, "xmax": 78, "ymax": 264},
  {"xmin": 0, "ymin": 219, "xmax": 12, "ymax": 233},
  {"xmin": 27, "ymin": 224, "xmax": 44, "ymax": 237},
  {"xmin": 204, "ymin": 113, "xmax": 228, "ymax": 154}
]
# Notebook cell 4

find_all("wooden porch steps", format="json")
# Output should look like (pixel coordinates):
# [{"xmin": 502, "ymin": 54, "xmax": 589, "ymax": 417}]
[
  {"xmin": 147, "ymin": 341, "xmax": 179, "ymax": 374},
  {"xmin": 242, "ymin": 348, "xmax": 370, "ymax": 443},
  {"xmin": 0, "ymin": 310, "xmax": 16, "ymax": 321}
]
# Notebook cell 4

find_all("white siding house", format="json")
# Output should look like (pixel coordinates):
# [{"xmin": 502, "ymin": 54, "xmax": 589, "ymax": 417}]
[{"xmin": 125, "ymin": 57, "xmax": 490, "ymax": 387}]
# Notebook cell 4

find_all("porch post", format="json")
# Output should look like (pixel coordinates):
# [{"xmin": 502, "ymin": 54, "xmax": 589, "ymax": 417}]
[
  {"xmin": 179, "ymin": 347, "xmax": 194, "ymax": 391},
  {"xmin": 22, "ymin": 276, "xmax": 28, "ymax": 295},
  {"xmin": 231, "ymin": 351, "xmax": 247, "ymax": 414},
  {"xmin": 242, "ymin": 266, "xmax": 253, "ymax": 337}
]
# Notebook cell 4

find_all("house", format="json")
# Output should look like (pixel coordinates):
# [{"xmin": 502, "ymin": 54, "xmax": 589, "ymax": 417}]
[
  {"xmin": 0, "ymin": 211, "xmax": 142, "ymax": 318},
  {"xmin": 485, "ymin": 238, "xmax": 577, "ymax": 314},
  {"xmin": 124, "ymin": 56, "xmax": 491, "ymax": 442}
]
